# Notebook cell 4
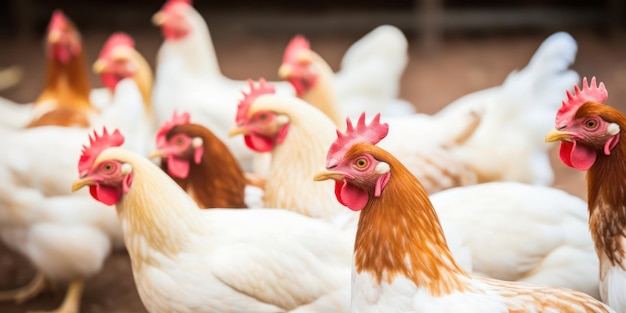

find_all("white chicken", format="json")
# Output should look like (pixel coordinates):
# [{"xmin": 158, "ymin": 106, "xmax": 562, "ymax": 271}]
[
  {"xmin": 313, "ymin": 116, "xmax": 611, "ymax": 313},
  {"xmin": 71, "ymin": 128, "xmax": 353, "ymax": 313}
]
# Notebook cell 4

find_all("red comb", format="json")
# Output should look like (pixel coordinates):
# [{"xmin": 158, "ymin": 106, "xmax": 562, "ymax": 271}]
[
  {"xmin": 156, "ymin": 110, "xmax": 191, "ymax": 147},
  {"xmin": 49, "ymin": 10, "xmax": 67, "ymax": 32},
  {"xmin": 556, "ymin": 77, "xmax": 608, "ymax": 125},
  {"xmin": 99, "ymin": 33, "xmax": 135, "ymax": 59},
  {"xmin": 78, "ymin": 128, "xmax": 125, "ymax": 176},
  {"xmin": 282, "ymin": 35, "xmax": 310, "ymax": 64},
  {"xmin": 162, "ymin": 0, "xmax": 192, "ymax": 12},
  {"xmin": 326, "ymin": 113, "xmax": 389, "ymax": 167},
  {"xmin": 235, "ymin": 78, "xmax": 276, "ymax": 125}
]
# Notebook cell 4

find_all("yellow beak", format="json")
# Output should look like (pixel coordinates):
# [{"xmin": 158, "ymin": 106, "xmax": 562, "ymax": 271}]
[
  {"xmin": 229, "ymin": 127, "xmax": 249, "ymax": 137},
  {"xmin": 148, "ymin": 149, "xmax": 167, "ymax": 160},
  {"xmin": 71, "ymin": 177, "xmax": 95, "ymax": 192},
  {"xmin": 92, "ymin": 59, "xmax": 107, "ymax": 74},
  {"xmin": 277, "ymin": 64, "xmax": 291, "ymax": 78},
  {"xmin": 313, "ymin": 170, "xmax": 345, "ymax": 182},
  {"xmin": 545, "ymin": 128, "xmax": 574, "ymax": 143},
  {"xmin": 152, "ymin": 12, "xmax": 166, "ymax": 26}
]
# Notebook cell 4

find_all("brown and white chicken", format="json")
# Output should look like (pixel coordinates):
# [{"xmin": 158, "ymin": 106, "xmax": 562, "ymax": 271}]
[
  {"xmin": 546, "ymin": 77, "xmax": 626, "ymax": 312},
  {"xmin": 314, "ymin": 114, "xmax": 613, "ymax": 313}
]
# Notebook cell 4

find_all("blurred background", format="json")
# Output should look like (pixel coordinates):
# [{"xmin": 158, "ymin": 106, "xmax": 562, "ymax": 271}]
[{"xmin": 0, "ymin": 0, "xmax": 625, "ymax": 312}]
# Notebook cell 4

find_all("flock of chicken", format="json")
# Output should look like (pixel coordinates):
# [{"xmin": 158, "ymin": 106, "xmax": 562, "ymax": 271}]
[{"xmin": 0, "ymin": 0, "xmax": 624, "ymax": 312}]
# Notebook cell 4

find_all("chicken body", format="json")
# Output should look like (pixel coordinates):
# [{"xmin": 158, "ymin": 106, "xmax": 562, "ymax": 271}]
[
  {"xmin": 435, "ymin": 31, "xmax": 579, "ymax": 186},
  {"xmin": 431, "ymin": 182, "xmax": 599, "ymax": 298},
  {"xmin": 74, "ymin": 146, "xmax": 353, "ymax": 313}
]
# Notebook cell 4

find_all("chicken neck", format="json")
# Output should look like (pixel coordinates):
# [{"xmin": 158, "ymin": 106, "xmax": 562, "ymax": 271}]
[
  {"xmin": 109, "ymin": 148, "xmax": 205, "ymax": 263},
  {"xmin": 587, "ymin": 117, "xmax": 626, "ymax": 268},
  {"xmin": 263, "ymin": 101, "xmax": 348, "ymax": 224},
  {"xmin": 354, "ymin": 147, "xmax": 469, "ymax": 296},
  {"xmin": 36, "ymin": 49, "xmax": 92, "ymax": 112}
]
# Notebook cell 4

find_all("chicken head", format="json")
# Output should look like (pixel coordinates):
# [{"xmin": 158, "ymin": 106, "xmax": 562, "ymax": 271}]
[
  {"xmin": 314, "ymin": 113, "xmax": 390, "ymax": 211},
  {"xmin": 47, "ymin": 10, "xmax": 82, "ymax": 64},
  {"xmin": 152, "ymin": 0, "xmax": 193, "ymax": 41},
  {"xmin": 545, "ymin": 77, "xmax": 620, "ymax": 170},
  {"xmin": 93, "ymin": 33, "xmax": 137, "ymax": 92},
  {"xmin": 72, "ymin": 128, "xmax": 133, "ymax": 205},
  {"xmin": 230, "ymin": 79, "xmax": 290, "ymax": 152},
  {"xmin": 151, "ymin": 111, "xmax": 204, "ymax": 179},
  {"xmin": 278, "ymin": 36, "xmax": 319, "ymax": 97}
]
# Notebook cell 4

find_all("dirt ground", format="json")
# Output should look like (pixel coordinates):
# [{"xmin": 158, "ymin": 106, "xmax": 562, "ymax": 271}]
[{"xmin": 0, "ymin": 21, "xmax": 626, "ymax": 312}]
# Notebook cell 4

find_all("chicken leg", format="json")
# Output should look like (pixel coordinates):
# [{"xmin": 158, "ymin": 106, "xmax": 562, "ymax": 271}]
[
  {"xmin": 30, "ymin": 279, "xmax": 83, "ymax": 313},
  {"xmin": 0, "ymin": 271, "xmax": 47, "ymax": 303}
]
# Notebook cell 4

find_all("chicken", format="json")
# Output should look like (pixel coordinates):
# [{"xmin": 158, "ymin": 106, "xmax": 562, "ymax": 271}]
[
  {"xmin": 91, "ymin": 32, "xmax": 155, "ymax": 156},
  {"xmin": 71, "ymin": 128, "xmax": 353, "ymax": 313},
  {"xmin": 430, "ymin": 182, "xmax": 599, "ymax": 299},
  {"xmin": 545, "ymin": 77, "xmax": 626, "ymax": 312},
  {"xmin": 150, "ymin": 110, "xmax": 264, "ymax": 209},
  {"xmin": 313, "ymin": 114, "xmax": 613, "ymax": 313},
  {"xmin": 0, "ymin": 126, "xmax": 122, "ymax": 313},
  {"xmin": 278, "ymin": 28, "xmax": 414, "ymax": 125},
  {"xmin": 229, "ymin": 79, "xmax": 357, "ymax": 229},
  {"xmin": 26, "ymin": 10, "xmax": 96, "ymax": 128},
  {"xmin": 0, "ymin": 11, "xmax": 110, "ymax": 129}
]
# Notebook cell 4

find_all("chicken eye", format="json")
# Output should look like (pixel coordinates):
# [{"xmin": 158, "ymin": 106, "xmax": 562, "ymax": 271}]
[
  {"xmin": 175, "ymin": 137, "xmax": 185, "ymax": 145},
  {"xmin": 585, "ymin": 119, "xmax": 597, "ymax": 129},
  {"xmin": 258, "ymin": 113, "xmax": 268, "ymax": 121},
  {"xmin": 102, "ymin": 162, "xmax": 115, "ymax": 173},
  {"xmin": 355, "ymin": 158, "xmax": 368, "ymax": 169}
]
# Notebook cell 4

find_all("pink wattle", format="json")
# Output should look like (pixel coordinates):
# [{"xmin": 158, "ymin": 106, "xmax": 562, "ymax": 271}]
[
  {"xmin": 162, "ymin": 24, "xmax": 190, "ymax": 41},
  {"xmin": 244, "ymin": 134, "xmax": 275, "ymax": 152},
  {"xmin": 335, "ymin": 180, "xmax": 369, "ymax": 212},
  {"xmin": 167, "ymin": 157, "xmax": 190, "ymax": 178},
  {"xmin": 90, "ymin": 185, "xmax": 121, "ymax": 206},
  {"xmin": 559, "ymin": 140, "xmax": 596, "ymax": 170}
]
